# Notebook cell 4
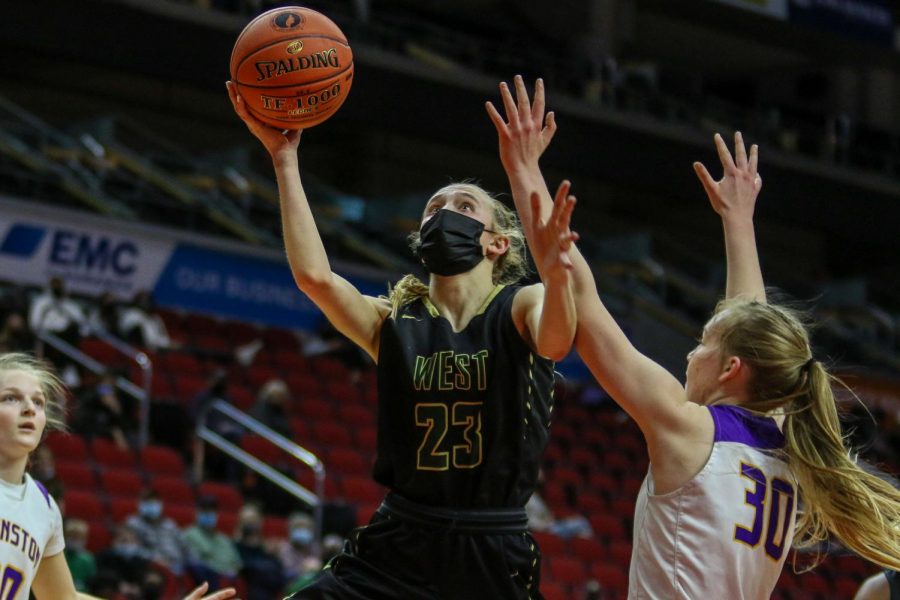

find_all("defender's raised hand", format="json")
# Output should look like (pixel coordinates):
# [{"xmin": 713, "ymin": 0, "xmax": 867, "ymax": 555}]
[
  {"xmin": 486, "ymin": 75, "xmax": 557, "ymax": 174},
  {"xmin": 529, "ymin": 180, "xmax": 579, "ymax": 278},
  {"xmin": 693, "ymin": 132, "xmax": 762, "ymax": 222}
]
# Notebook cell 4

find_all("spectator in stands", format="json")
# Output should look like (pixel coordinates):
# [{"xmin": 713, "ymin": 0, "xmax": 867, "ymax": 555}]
[
  {"xmin": 233, "ymin": 503, "xmax": 287, "ymax": 600},
  {"xmin": 85, "ymin": 291, "xmax": 122, "ymax": 337},
  {"xmin": 489, "ymin": 77, "xmax": 900, "ymax": 595},
  {"xmin": 74, "ymin": 370, "xmax": 134, "ymax": 450},
  {"xmin": 92, "ymin": 524, "xmax": 152, "ymax": 597},
  {"xmin": 251, "ymin": 378, "xmax": 292, "ymax": 438},
  {"xmin": 230, "ymin": 72, "xmax": 576, "ymax": 598},
  {"xmin": 28, "ymin": 276, "xmax": 87, "ymax": 385},
  {"xmin": 191, "ymin": 368, "xmax": 245, "ymax": 482},
  {"xmin": 62, "ymin": 518, "xmax": 97, "ymax": 592},
  {"xmin": 526, "ymin": 471, "xmax": 594, "ymax": 540},
  {"xmin": 27, "ymin": 276, "xmax": 87, "ymax": 342},
  {"xmin": 126, "ymin": 488, "xmax": 189, "ymax": 575},
  {"xmin": 277, "ymin": 511, "xmax": 319, "ymax": 581},
  {"xmin": 283, "ymin": 532, "xmax": 343, "ymax": 596},
  {"xmin": 0, "ymin": 312, "xmax": 34, "ymax": 353},
  {"xmin": 119, "ymin": 289, "xmax": 174, "ymax": 352},
  {"xmin": 182, "ymin": 495, "xmax": 242, "ymax": 589}
]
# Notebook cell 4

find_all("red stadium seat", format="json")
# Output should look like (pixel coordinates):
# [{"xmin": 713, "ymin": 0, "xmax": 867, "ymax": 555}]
[
  {"xmin": 608, "ymin": 540, "xmax": 633, "ymax": 568},
  {"xmin": 241, "ymin": 435, "xmax": 284, "ymax": 464},
  {"xmin": 312, "ymin": 419, "xmax": 353, "ymax": 447},
  {"xmin": 286, "ymin": 373, "xmax": 322, "ymax": 397},
  {"xmin": 64, "ymin": 490, "xmax": 105, "ymax": 520},
  {"xmin": 328, "ymin": 447, "xmax": 371, "ymax": 477},
  {"xmin": 531, "ymin": 531, "xmax": 568, "ymax": 557},
  {"xmin": 540, "ymin": 581, "xmax": 569, "ymax": 600},
  {"xmin": 91, "ymin": 437, "xmax": 138, "ymax": 469},
  {"xmin": 173, "ymin": 375, "xmax": 208, "ymax": 402},
  {"xmin": 325, "ymin": 381, "xmax": 362, "ymax": 404},
  {"xmin": 79, "ymin": 338, "xmax": 120, "ymax": 365},
  {"xmin": 338, "ymin": 404, "xmax": 373, "ymax": 428},
  {"xmin": 570, "ymin": 536, "xmax": 606, "ymax": 563},
  {"xmin": 591, "ymin": 563, "xmax": 628, "ymax": 597},
  {"xmin": 262, "ymin": 328, "xmax": 301, "ymax": 352},
  {"xmin": 262, "ymin": 515, "xmax": 288, "ymax": 539},
  {"xmin": 197, "ymin": 481, "xmax": 245, "ymax": 512},
  {"xmin": 340, "ymin": 476, "xmax": 384, "ymax": 505},
  {"xmin": 85, "ymin": 520, "xmax": 112, "ymax": 553},
  {"xmin": 310, "ymin": 356, "xmax": 348, "ymax": 380},
  {"xmin": 100, "ymin": 468, "xmax": 144, "ymax": 498},
  {"xmin": 589, "ymin": 514, "xmax": 626, "ymax": 541},
  {"xmin": 163, "ymin": 503, "xmax": 196, "ymax": 527},
  {"xmin": 151, "ymin": 476, "xmax": 196, "ymax": 505},
  {"xmin": 298, "ymin": 398, "xmax": 334, "ymax": 421},
  {"xmin": 55, "ymin": 463, "xmax": 96, "ymax": 490},
  {"xmin": 45, "ymin": 432, "xmax": 89, "ymax": 463},
  {"xmin": 216, "ymin": 511, "xmax": 239, "ymax": 536},
  {"xmin": 545, "ymin": 556, "xmax": 587, "ymax": 587},
  {"xmin": 109, "ymin": 497, "xmax": 138, "ymax": 523},
  {"xmin": 273, "ymin": 350, "xmax": 309, "ymax": 372},
  {"xmin": 355, "ymin": 428, "xmax": 377, "ymax": 453},
  {"xmin": 140, "ymin": 445, "xmax": 187, "ymax": 476}
]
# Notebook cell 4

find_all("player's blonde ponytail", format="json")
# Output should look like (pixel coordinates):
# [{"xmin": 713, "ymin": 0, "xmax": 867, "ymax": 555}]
[{"xmin": 713, "ymin": 300, "xmax": 900, "ymax": 570}]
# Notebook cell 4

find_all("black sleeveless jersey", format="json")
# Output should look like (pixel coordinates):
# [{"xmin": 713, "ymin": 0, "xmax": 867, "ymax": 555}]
[
  {"xmin": 374, "ymin": 284, "xmax": 555, "ymax": 509},
  {"xmin": 887, "ymin": 569, "xmax": 900, "ymax": 600}
]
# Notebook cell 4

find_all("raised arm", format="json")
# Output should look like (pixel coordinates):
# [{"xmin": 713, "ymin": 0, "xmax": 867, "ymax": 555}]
[
  {"xmin": 513, "ymin": 189, "xmax": 578, "ymax": 361},
  {"xmin": 486, "ymin": 77, "xmax": 705, "ymax": 467},
  {"xmin": 693, "ymin": 132, "xmax": 765, "ymax": 302},
  {"xmin": 227, "ymin": 82, "xmax": 388, "ymax": 360}
]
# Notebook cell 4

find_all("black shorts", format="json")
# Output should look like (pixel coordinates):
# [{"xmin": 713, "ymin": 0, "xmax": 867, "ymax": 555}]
[{"xmin": 286, "ymin": 493, "xmax": 544, "ymax": 600}]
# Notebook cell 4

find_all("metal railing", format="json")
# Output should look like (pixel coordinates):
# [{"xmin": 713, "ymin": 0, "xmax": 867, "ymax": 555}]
[
  {"xmin": 195, "ymin": 399, "xmax": 326, "ymax": 543},
  {"xmin": 34, "ymin": 330, "xmax": 151, "ymax": 446}
]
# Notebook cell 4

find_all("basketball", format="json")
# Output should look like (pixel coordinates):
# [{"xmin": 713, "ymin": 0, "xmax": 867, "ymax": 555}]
[{"xmin": 230, "ymin": 6, "xmax": 353, "ymax": 129}]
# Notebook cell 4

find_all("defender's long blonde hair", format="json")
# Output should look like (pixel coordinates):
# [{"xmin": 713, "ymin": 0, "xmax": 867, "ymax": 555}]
[
  {"xmin": 387, "ymin": 183, "xmax": 529, "ymax": 317},
  {"xmin": 710, "ymin": 299, "xmax": 900, "ymax": 570},
  {"xmin": 0, "ymin": 352, "xmax": 67, "ymax": 433}
]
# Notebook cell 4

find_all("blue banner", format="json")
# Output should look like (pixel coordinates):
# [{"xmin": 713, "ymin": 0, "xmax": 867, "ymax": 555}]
[
  {"xmin": 789, "ymin": 0, "xmax": 894, "ymax": 45},
  {"xmin": 153, "ymin": 244, "xmax": 389, "ymax": 330}
]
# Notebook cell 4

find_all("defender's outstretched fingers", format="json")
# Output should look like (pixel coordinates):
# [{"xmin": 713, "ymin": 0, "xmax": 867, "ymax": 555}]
[
  {"xmin": 499, "ymin": 81, "xmax": 519, "ymax": 128},
  {"xmin": 532, "ymin": 78, "xmax": 546, "ymax": 123},
  {"xmin": 485, "ymin": 101, "xmax": 507, "ymax": 133},
  {"xmin": 749, "ymin": 144, "xmax": 759, "ymax": 176},
  {"xmin": 734, "ymin": 131, "xmax": 748, "ymax": 169},
  {"xmin": 513, "ymin": 74, "xmax": 532, "ymax": 121},
  {"xmin": 713, "ymin": 133, "xmax": 736, "ymax": 171},
  {"xmin": 693, "ymin": 161, "xmax": 717, "ymax": 199}
]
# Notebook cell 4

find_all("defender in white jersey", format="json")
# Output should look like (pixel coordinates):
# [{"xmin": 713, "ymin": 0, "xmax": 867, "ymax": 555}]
[
  {"xmin": 489, "ymin": 78, "xmax": 900, "ymax": 599},
  {"xmin": 0, "ymin": 352, "xmax": 238, "ymax": 600}
]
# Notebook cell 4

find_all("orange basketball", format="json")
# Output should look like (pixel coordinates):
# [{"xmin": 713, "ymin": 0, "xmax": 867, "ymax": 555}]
[{"xmin": 230, "ymin": 6, "xmax": 353, "ymax": 129}]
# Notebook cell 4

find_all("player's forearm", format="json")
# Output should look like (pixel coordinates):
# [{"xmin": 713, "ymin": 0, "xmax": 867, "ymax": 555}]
[
  {"xmin": 273, "ymin": 155, "xmax": 336, "ymax": 290},
  {"xmin": 721, "ymin": 216, "xmax": 766, "ymax": 302},
  {"xmin": 536, "ymin": 273, "xmax": 576, "ymax": 361}
]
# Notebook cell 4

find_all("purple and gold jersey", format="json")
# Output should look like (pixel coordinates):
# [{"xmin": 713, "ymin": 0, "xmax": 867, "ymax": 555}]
[
  {"xmin": 0, "ymin": 473, "xmax": 64, "ymax": 597},
  {"xmin": 629, "ymin": 405, "xmax": 796, "ymax": 599}
]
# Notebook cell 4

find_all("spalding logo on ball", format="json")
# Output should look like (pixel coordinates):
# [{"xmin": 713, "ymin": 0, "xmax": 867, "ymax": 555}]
[{"xmin": 230, "ymin": 6, "xmax": 353, "ymax": 129}]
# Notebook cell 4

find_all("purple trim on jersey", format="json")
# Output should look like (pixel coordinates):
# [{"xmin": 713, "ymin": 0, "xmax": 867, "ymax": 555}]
[
  {"xmin": 710, "ymin": 405, "xmax": 784, "ymax": 450},
  {"xmin": 33, "ymin": 479, "xmax": 52, "ymax": 509}
]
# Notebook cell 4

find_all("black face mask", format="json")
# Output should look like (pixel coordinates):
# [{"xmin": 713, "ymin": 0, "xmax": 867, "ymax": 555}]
[{"xmin": 416, "ymin": 210, "xmax": 490, "ymax": 276}]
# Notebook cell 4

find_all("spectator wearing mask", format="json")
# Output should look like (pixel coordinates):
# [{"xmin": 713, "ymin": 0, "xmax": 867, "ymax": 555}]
[
  {"xmin": 234, "ymin": 503, "xmax": 287, "ymax": 600},
  {"xmin": 278, "ymin": 512, "xmax": 318, "ymax": 581},
  {"xmin": 118, "ymin": 290, "xmax": 174, "ymax": 352},
  {"xmin": 126, "ymin": 488, "xmax": 188, "ymax": 575},
  {"xmin": 183, "ymin": 495, "xmax": 242, "ymax": 588},
  {"xmin": 93, "ymin": 524, "xmax": 153, "ymax": 595},
  {"xmin": 62, "ymin": 518, "xmax": 96, "ymax": 592}
]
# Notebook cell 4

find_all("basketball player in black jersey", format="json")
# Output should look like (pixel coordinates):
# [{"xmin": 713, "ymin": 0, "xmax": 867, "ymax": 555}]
[{"xmin": 226, "ymin": 81, "xmax": 578, "ymax": 599}]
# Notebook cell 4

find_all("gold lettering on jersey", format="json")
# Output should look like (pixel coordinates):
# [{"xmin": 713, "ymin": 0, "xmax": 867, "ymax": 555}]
[
  {"xmin": 414, "ymin": 349, "xmax": 488, "ymax": 392},
  {"xmin": 413, "ymin": 354, "xmax": 437, "ymax": 391},
  {"xmin": 0, "ymin": 519, "xmax": 42, "ymax": 568}
]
